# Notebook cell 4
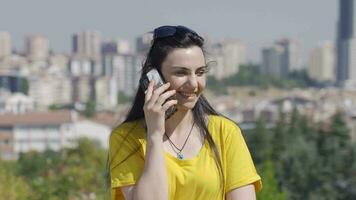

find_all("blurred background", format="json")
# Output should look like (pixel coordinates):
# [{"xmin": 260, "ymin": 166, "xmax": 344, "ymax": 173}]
[{"xmin": 0, "ymin": 0, "xmax": 356, "ymax": 199}]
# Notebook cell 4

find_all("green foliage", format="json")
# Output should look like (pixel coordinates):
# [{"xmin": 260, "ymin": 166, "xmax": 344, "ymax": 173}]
[
  {"xmin": 118, "ymin": 91, "xmax": 133, "ymax": 104},
  {"xmin": 83, "ymin": 100, "xmax": 96, "ymax": 117},
  {"xmin": 19, "ymin": 78, "xmax": 29, "ymax": 95},
  {"xmin": 206, "ymin": 65, "xmax": 323, "ymax": 95},
  {"xmin": 247, "ymin": 108, "xmax": 356, "ymax": 199},
  {"xmin": 249, "ymin": 118, "xmax": 271, "ymax": 163},
  {"xmin": 0, "ymin": 160, "xmax": 31, "ymax": 200},
  {"xmin": 257, "ymin": 160, "xmax": 288, "ymax": 200},
  {"xmin": 1, "ymin": 138, "xmax": 109, "ymax": 200},
  {"xmin": 48, "ymin": 104, "xmax": 63, "ymax": 110}
]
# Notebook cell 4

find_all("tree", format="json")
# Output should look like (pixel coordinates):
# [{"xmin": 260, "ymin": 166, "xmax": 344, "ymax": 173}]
[
  {"xmin": 83, "ymin": 100, "xmax": 96, "ymax": 117},
  {"xmin": 257, "ymin": 160, "xmax": 288, "ymax": 200},
  {"xmin": 14, "ymin": 138, "xmax": 109, "ymax": 199},
  {"xmin": 0, "ymin": 160, "xmax": 31, "ymax": 200},
  {"xmin": 248, "ymin": 118, "xmax": 271, "ymax": 163}
]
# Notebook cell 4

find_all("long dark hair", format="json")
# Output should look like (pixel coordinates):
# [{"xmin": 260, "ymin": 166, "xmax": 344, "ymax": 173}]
[{"xmin": 109, "ymin": 26, "xmax": 226, "ymax": 198}]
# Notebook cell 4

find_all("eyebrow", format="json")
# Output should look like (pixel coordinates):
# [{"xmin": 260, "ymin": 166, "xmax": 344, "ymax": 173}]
[{"xmin": 171, "ymin": 66, "xmax": 208, "ymax": 70}]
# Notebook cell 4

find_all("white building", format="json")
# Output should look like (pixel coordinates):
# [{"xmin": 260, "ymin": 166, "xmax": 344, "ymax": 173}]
[
  {"xmin": 95, "ymin": 76, "xmax": 118, "ymax": 109},
  {"xmin": 69, "ymin": 56, "xmax": 101, "ymax": 76},
  {"xmin": 0, "ymin": 88, "xmax": 11, "ymax": 113},
  {"xmin": 3, "ymin": 93, "xmax": 34, "ymax": 114},
  {"xmin": 25, "ymin": 34, "xmax": 49, "ymax": 61},
  {"xmin": 103, "ymin": 54, "xmax": 143, "ymax": 97},
  {"xmin": 308, "ymin": 41, "xmax": 335, "ymax": 82},
  {"xmin": 48, "ymin": 54, "xmax": 69, "ymax": 74},
  {"xmin": 0, "ymin": 111, "xmax": 111, "ymax": 160},
  {"xmin": 72, "ymin": 30, "xmax": 101, "ymax": 59},
  {"xmin": 0, "ymin": 31, "xmax": 11, "ymax": 59},
  {"xmin": 209, "ymin": 39, "xmax": 246, "ymax": 80},
  {"xmin": 29, "ymin": 74, "xmax": 72, "ymax": 109},
  {"xmin": 71, "ymin": 76, "xmax": 93, "ymax": 104}
]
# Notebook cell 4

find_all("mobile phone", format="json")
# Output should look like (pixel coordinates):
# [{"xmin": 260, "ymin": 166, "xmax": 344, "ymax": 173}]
[{"xmin": 140, "ymin": 68, "xmax": 177, "ymax": 119}]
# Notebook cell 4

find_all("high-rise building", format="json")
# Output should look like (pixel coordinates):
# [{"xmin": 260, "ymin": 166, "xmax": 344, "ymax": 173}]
[
  {"xmin": 25, "ymin": 34, "xmax": 49, "ymax": 61},
  {"xmin": 136, "ymin": 33, "xmax": 153, "ymax": 54},
  {"xmin": 208, "ymin": 39, "xmax": 246, "ymax": 80},
  {"xmin": 262, "ymin": 45, "xmax": 284, "ymax": 77},
  {"xmin": 336, "ymin": 0, "xmax": 355, "ymax": 87},
  {"xmin": 72, "ymin": 31, "xmax": 101, "ymax": 59},
  {"xmin": 0, "ymin": 31, "xmax": 11, "ymax": 59},
  {"xmin": 95, "ymin": 76, "xmax": 118, "ymax": 108},
  {"xmin": 71, "ymin": 76, "xmax": 95, "ymax": 103},
  {"xmin": 102, "ymin": 39, "xmax": 130, "ymax": 55},
  {"xmin": 102, "ymin": 54, "xmax": 143, "ymax": 97},
  {"xmin": 69, "ymin": 56, "xmax": 101, "ymax": 76},
  {"xmin": 29, "ymin": 74, "xmax": 72, "ymax": 109},
  {"xmin": 308, "ymin": 41, "xmax": 335, "ymax": 82},
  {"xmin": 261, "ymin": 38, "xmax": 301, "ymax": 77},
  {"xmin": 276, "ymin": 38, "xmax": 301, "ymax": 73}
]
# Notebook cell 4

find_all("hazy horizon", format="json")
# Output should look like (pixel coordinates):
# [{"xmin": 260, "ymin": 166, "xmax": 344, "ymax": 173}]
[{"xmin": 0, "ymin": 0, "xmax": 343, "ymax": 64}]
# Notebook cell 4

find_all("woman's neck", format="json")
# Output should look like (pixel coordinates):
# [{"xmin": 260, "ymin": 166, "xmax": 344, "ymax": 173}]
[{"xmin": 164, "ymin": 109, "xmax": 195, "ymax": 137}]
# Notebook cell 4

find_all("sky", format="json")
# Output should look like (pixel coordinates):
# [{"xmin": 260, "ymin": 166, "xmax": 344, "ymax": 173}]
[{"xmin": 0, "ymin": 0, "xmax": 342, "ymax": 64}]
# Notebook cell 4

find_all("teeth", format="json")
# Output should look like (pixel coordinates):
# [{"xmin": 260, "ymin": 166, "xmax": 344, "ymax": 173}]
[{"xmin": 180, "ymin": 92, "xmax": 195, "ymax": 97}]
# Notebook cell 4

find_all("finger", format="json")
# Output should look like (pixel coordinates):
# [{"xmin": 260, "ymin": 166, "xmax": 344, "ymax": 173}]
[
  {"xmin": 149, "ymin": 82, "xmax": 171, "ymax": 105},
  {"xmin": 144, "ymin": 80, "xmax": 155, "ymax": 102},
  {"xmin": 162, "ymin": 100, "xmax": 178, "ymax": 111},
  {"xmin": 155, "ymin": 90, "xmax": 176, "ymax": 106}
]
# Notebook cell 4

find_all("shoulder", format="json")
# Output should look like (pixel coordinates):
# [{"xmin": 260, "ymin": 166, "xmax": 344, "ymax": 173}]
[
  {"xmin": 208, "ymin": 115, "xmax": 241, "ymax": 136},
  {"xmin": 207, "ymin": 115, "xmax": 243, "ymax": 146},
  {"xmin": 109, "ymin": 120, "xmax": 145, "ymax": 145}
]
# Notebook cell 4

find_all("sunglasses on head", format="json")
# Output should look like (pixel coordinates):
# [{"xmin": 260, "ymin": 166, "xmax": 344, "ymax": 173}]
[{"xmin": 153, "ymin": 25, "xmax": 199, "ymax": 40}]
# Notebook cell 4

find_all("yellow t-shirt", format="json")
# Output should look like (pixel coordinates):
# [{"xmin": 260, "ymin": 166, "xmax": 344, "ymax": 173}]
[{"xmin": 109, "ymin": 115, "xmax": 262, "ymax": 200}]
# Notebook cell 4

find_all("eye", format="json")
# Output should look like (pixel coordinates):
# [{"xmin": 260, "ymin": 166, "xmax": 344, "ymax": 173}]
[
  {"xmin": 174, "ymin": 71, "xmax": 188, "ymax": 76},
  {"xmin": 196, "ymin": 68, "xmax": 209, "ymax": 76}
]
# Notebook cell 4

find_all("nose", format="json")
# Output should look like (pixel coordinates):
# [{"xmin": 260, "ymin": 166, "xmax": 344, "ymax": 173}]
[{"xmin": 186, "ymin": 74, "xmax": 198, "ymax": 89}]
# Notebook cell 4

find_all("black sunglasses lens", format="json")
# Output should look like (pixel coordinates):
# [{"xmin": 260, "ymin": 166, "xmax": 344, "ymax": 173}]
[
  {"xmin": 154, "ymin": 26, "xmax": 176, "ymax": 39},
  {"xmin": 153, "ymin": 25, "xmax": 199, "ymax": 40}
]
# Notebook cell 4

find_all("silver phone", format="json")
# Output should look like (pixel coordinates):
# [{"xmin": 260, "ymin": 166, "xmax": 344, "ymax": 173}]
[{"xmin": 140, "ymin": 68, "xmax": 177, "ymax": 119}]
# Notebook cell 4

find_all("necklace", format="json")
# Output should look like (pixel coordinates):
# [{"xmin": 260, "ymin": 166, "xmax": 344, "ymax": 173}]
[{"xmin": 164, "ymin": 122, "xmax": 195, "ymax": 160}]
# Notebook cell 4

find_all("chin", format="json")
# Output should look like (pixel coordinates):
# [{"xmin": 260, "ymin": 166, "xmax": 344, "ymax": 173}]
[{"xmin": 176, "ymin": 101, "xmax": 198, "ymax": 111}]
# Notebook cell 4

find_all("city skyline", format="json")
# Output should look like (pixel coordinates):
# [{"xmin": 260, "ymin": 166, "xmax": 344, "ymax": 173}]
[{"xmin": 0, "ymin": 0, "xmax": 340, "ymax": 64}]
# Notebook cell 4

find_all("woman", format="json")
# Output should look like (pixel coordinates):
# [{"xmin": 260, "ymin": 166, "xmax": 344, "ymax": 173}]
[{"xmin": 109, "ymin": 25, "xmax": 262, "ymax": 200}]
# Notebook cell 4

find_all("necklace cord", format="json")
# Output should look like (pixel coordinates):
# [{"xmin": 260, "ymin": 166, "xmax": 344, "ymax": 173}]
[{"xmin": 164, "ymin": 121, "xmax": 195, "ymax": 153}]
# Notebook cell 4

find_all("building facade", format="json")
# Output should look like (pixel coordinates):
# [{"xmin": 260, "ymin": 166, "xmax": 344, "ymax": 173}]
[
  {"xmin": 0, "ymin": 31, "xmax": 11, "ymax": 59},
  {"xmin": 72, "ymin": 31, "xmax": 101, "ymax": 59},
  {"xmin": 25, "ymin": 34, "xmax": 49, "ymax": 61},
  {"xmin": 336, "ymin": 0, "xmax": 356, "ymax": 87},
  {"xmin": 0, "ymin": 111, "xmax": 111, "ymax": 160},
  {"xmin": 308, "ymin": 41, "xmax": 335, "ymax": 82}
]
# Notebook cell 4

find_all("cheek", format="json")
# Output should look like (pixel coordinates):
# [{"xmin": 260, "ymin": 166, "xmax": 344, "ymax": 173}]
[
  {"xmin": 198, "ymin": 78, "xmax": 206, "ymax": 90},
  {"xmin": 166, "ymin": 77, "xmax": 185, "ymax": 88}
]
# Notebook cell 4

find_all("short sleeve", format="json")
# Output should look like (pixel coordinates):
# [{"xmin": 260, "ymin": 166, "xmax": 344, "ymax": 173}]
[
  {"xmin": 224, "ymin": 122, "xmax": 262, "ymax": 192},
  {"xmin": 109, "ymin": 125, "xmax": 145, "ymax": 189}
]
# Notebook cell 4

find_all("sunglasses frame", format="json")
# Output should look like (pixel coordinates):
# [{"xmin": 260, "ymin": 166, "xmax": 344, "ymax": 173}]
[{"xmin": 153, "ymin": 25, "xmax": 199, "ymax": 40}]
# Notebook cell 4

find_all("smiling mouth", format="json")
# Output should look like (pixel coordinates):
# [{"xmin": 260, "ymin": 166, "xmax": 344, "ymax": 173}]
[{"xmin": 178, "ymin": 92, "xmax": 197, "ymax": 98}]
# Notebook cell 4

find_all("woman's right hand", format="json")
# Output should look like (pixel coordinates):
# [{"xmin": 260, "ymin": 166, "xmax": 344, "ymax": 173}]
[{"xmin": 143, "ymin": 80, "xmax": 177, "ymax": 139}]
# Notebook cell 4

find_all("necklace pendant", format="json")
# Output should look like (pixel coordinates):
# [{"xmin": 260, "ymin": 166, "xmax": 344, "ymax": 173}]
[{"xmin": 177, "ymin": 152, "xmax": 184, "ymax": 160}]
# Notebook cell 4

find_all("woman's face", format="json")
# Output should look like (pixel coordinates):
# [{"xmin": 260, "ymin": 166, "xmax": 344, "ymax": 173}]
[{"xmin": 160, "ymin": 46, "xmax": 208, "ymax": 110}]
